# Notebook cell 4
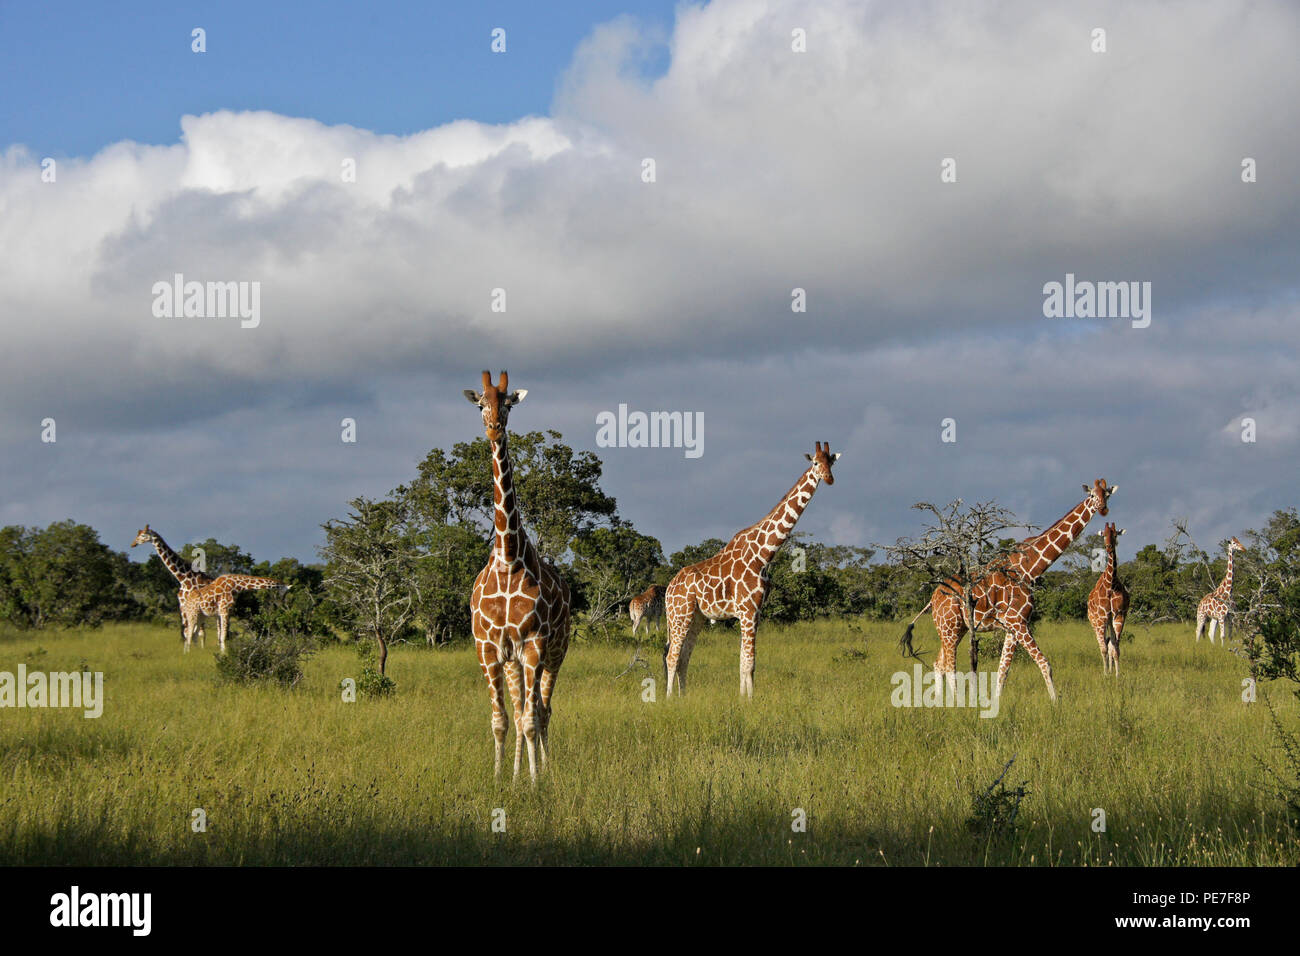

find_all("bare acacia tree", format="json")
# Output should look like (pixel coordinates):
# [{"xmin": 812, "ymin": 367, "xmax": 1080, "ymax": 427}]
[
  {"xmin": 320, "ymin": 496, "xmax": 420, "ymax": 676},
  {"xmin": 885, "ymin": 499, "xmax": 1029, "ymax": 672}
]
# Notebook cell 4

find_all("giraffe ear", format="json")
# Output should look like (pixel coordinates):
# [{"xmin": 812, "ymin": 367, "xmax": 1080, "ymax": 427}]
[
  {"xmin": 1083, "ymin": 484, "xmax": 1090, "ymax": 494},
  {"xmin": 507, "ymin": 389, "xmax": 528, "ymax": 406},
  {"xmin": 1118, "ymin": 528, "xmax": 1126, "ymax": 536},
  {"xmin": 463, "ymin": 390, "xmax": 482, "ymax": 405},
  {"xmin": 832, "ymin": 453, "xmax": 841, "ymax": 461},
  {"xmin": 805, "ymin": 453, "xmax": 813, "ymax": 461}
]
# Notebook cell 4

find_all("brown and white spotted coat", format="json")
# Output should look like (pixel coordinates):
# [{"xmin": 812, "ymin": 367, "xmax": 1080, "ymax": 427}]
[
  {"xmin": 905, "ymin": 478, "xmax": 1116, "ymax": 701},
  {"xmin": 1087, "ymin": 522, "xmax": 1129, "ymax": 675},
  {"xmin": 464, "ymin": 371, "xmax": 571, "ymax": 782},
  {"xmin": 1196, "ymin": 537, "xmax": 1244, "ymax": 645},
  {"xmin": 629, "ymin": 584, "xmax": 666, "ymax": 637},
  {"xmin": 664, "ymin": 442, "xmax": 839, "ymax": 698},
  {"xmin": 132, "ymin": 525, "xmax": 287, "ymax": 652}
]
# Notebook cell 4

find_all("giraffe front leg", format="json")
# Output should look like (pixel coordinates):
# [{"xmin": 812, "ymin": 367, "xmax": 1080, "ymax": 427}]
[
  {"xmin": 663, "ymin": 602, "xmax": 694, "ymax": 698},
  {"xmin": 537, "ymin": 666, "xmax": 559, "ymax": 769},
  {"xmin": 1090, "ymin": 616, "xmax": 1109, "ymax": 672},
  {"xmin": 503, "ymin": 660, "xmax": 524, "ymax": 780},
  {"xmin": 738, "ymin": 610, "xmax": 757, "ymax": 699},
  {"xmin": 217, "ymin": 610, "xmax": 229, "ymax": 653},
  {"xmin": 1207, "ymin": 618, "xmax": 1218, "ymax": 645},
  {"xmin": 518, "ymin": 646, "xmax": 543, "ymax": 783},
  {"xmin": 1009, "ymin": 622, "xmax": 1055, "ymax": 702},
  {"xmin": 995, "ymin": 633, "xmax": 1017, "ymax": 699},
  {"xmin": 1109, "ymin": 614, "xmax": 1124, "ymax": 676},
  {"xmin": 477, "ymin": 647, "xmax": 509, "ymax": 779}
]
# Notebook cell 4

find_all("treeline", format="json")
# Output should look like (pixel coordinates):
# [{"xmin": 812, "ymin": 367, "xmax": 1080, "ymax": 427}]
[{"xmin": 2, "ymin": 433, "xmax": 1296, "ymax": 644}]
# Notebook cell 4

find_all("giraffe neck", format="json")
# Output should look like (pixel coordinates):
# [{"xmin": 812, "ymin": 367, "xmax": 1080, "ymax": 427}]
[
  {"xmin": 148, "ymin": 532, "xmax": 198, "ymax": 585},
  {"xmin": 749, "ymin": 466, "xmax": 821, "ymax": 567},
  {"xmin": 1218, "ymin": 551, "xmax": 1236, "ymax": 596},
  {"xmin": 490, "ymin": 434, "xmax": 529, "ymax": 565},
  {"xmin": 1101, "ymin": 545, "xmax": 1117, "ymax": 588},
  {"xmin": 1012, "ymin": 498, "xmax": 1097, "ymax": 580}
]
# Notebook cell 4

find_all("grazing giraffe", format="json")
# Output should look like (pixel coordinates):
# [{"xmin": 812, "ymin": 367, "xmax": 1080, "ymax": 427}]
[
  {"xmin": 131, "ymin": 524, "xmax": 213, "ymax": 647},
  {"xmin": 901, "ymin": 478, "xmax": 1116, "ymax": 702},
  {"xmin": 132, "ymin": 526, "xmax": 288, "ymax": 653},
  {"xmin": 628, "ymin": 584, "xmax": 666, "ymax": 637},
  {"xmin": 1196, "ymin": 537, "xmax": 1245, "ymax": 645},
  {"xmin": 664, "ymin": 441, "xmax": 839, "ymax": 698},
  {"xmin": 463, "ymin": 370, "xmax": 571, "ymax": 781},
  {"xmin": 1087, "ymin": 522, "xmax": 1130, "ymax": 675}
]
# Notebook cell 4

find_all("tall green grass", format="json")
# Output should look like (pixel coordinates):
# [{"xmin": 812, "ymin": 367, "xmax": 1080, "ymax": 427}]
[{"xmin": 0, "ymin": 618, "xmax": 1295, "ymax": 865}]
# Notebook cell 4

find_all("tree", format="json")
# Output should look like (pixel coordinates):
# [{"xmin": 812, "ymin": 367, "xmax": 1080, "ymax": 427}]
[
  {"xmin": 320, "ymin": 498, "xmax": 420, "ymax": 675},
  {"xmin": 886, "ymin": 499, "xmax": 1027, "ymax": 670},
  {"xmin": 406, "ymin": 430, "xmax": 617, "ymax": 563},
  {"xmin": 570, "ymin": 524, "xmax": 665, "ymax": 633},
  {"xmin": 0, "ymin": 521, "xmax": 126, "ymax": 628}
]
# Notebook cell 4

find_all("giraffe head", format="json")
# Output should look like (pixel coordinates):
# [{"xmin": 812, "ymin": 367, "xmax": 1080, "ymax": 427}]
[
  {"xmin": 1228, "ymin": 536, "xmax": 1245, "ymax": 554},
  {"xmin": 463, "ymin": 370, "xmax": 527, "ymax": 443},
  {"xmin": 1101, "ymin": 522, "xmax": 1125, "ymax": 551},
  {"xmin": 803, "ymin": 441, "xmax": 840, "ymax": 486},
  {"xmin": 1081, "ymin": 478, "xmax": 1116, "ymax": 516},
  {"xmin": 130, "ymin": 525, "xmax": 154, "ymax": 548}
]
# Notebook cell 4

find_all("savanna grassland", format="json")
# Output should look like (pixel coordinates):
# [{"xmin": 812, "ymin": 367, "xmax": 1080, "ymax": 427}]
[{"xmin": 1, "ymin": 619, "xmax": 1296, "ymax": 866}]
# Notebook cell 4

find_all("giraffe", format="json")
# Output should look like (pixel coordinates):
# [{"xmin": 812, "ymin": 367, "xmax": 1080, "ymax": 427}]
[
  {"xmin": 1087, "ymin": 522, "xmax": 1130, "ymax": 675},
  {"xmin": 131, "ymin": 526, "xmax": 288, "ymax": 653},
  {"xmin": 664, "ymin": 441, "xmax": 839, "ymax": 698},
  {"xmin": 901, "ymin": 478, "xmax": 1116, "ymax": 702},
  {"xmin": 628, "ymin": 584, "xmax": 666, "ymax": 637},
  {"xmin": 1196, "ymin": 537, "xmax": 1245, "ymax": 645},
  {"xmin": 131, "ymin": 525, "xmax": 213, "ymax": 647},
  {"xmin": 463, "ymin": 370, "xmax": 571, "ymax": 782}
]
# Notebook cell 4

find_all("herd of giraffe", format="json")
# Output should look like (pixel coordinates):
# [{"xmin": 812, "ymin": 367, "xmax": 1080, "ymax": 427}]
[{"xmin": 131, "ymin": 369, "xmax": 1251, "ymax": 783}]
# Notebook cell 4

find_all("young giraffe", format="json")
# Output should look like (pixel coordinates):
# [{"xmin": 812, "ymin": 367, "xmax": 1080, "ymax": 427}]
[
  {"xmin": 131, "ymin": 524, "xmax": 214, "ymax": 647},
  {"xmin": 664, "ymin": 442, "xmax": 839, "ymax": 698},
  {"xmin": 902, "ymin": 478, "xmax": 1116, "ymax": 702},
  {"xmin": 1196, "ymin": 537, "xmax": 1245, "ymax": 645},
  {"xmin": 628, "ymin": 584, "xmax": 666, "ymax": 637},
  {"xmin": 464, "ymin": 371, "xmax": 571, "ymax": 782},
  {"xmin": 1087, "ymin": 522, "xmax": 1130, "ymax": 675},
  {"xmin": 132, "ymin": 526, "xmax": 288, "ymax": 653}
]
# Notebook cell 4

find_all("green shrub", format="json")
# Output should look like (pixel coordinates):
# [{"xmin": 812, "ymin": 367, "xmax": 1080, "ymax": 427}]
[{"xmin": 215, "ymin": 628, "xmax": 315, "ymax": 688}]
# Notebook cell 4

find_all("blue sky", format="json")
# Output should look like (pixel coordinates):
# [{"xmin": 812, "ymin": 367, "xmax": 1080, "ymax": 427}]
[{"xmin": 0, "ymin": 0, "xmax": 675, "ymax": 157}]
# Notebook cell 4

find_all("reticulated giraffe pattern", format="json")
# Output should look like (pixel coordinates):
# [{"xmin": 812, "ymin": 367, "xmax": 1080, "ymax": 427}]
[
  {"xmin": 1087, "ymin": 522, "xmax": 1129, "ymax": 675},
  {"xmin": 903, "ymin": 478, "xmax": 1116, "ymax": 701},
  {"xmin": 628, "ymin": 584, "xmax": 666, "ymax": 637},
  {"xmin": 1196, "ymin": 537, "xmax": 1244, "ymax": 645},
  {"xmin": 664, "ymin": 441, "xmax": 839, "ymax": 698},
  {"xmin": 132, "ymin": 525, "xmax": 288, "ymax": 652},
  {"xmin": 464, "ymin": 371, "xmax": 571, "ymax": 781}
]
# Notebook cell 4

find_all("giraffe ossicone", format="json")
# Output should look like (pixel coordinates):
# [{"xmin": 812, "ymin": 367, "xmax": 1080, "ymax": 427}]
[
  {"xmin": 465, "ymin": 370, "xmax": 571, "ymax": 782},
  {"xmin": 663, "ymin": 440, "xmax": 840, "ymax": 699}
]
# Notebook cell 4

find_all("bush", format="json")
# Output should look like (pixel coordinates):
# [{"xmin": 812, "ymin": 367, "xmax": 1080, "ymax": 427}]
[
  {"xmin": 354, "ymin": 667, "xmax": 396, "ymax": 698},
  {"xmin": 215, "ymin": 628, "xmax": 315, "ymax": 688}
]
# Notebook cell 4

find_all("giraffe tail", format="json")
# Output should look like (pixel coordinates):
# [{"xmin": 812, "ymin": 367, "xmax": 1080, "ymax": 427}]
[{"xmin": 899, "ymin": 600, "xmax": 933, "ymax": 659}]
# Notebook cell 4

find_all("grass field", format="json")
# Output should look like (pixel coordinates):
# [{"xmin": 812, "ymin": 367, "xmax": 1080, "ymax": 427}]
[{"xmin": 1, "ymin": 618, "xmax": 1296, "ymax": 866}]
